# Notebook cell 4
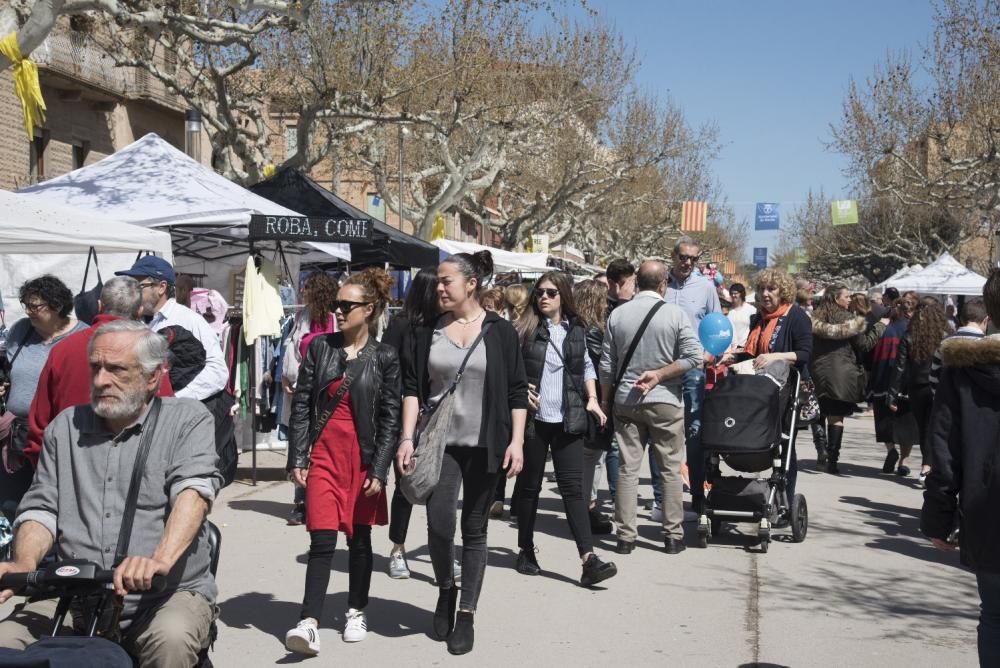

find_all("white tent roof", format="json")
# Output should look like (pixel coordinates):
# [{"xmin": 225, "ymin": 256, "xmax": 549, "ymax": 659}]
[
  {"xmin": 0, "ymin": 190, "xmax": 175, "ymax": 322},
  {"xmin": 875, "ymin": 263, "xmax": 924, "ymax": 290},
  {"xmin": 433, "ymin": 239, "xmax": 549, "ymax": 274},
  {"xmin": 885, "ymin": 253, "xmax": 985, "ymax": 296},
  {"xmin": 16, "ymin": 133, "xmax": 349, "ymax": 262},
  {"xmin": 0, "ymin": 190, "xmax": 173, "ymax": 255}
]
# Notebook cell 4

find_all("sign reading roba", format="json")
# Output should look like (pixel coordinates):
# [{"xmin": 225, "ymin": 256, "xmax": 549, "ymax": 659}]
[{"xmin": 248, "ymin": 215, "xmax": 373, "ymax": 243}]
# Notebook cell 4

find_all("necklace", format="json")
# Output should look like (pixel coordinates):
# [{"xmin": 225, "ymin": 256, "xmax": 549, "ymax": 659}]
[{"xmin": 454, "ymin": 310, "xmax": 485, "ymax": 326}]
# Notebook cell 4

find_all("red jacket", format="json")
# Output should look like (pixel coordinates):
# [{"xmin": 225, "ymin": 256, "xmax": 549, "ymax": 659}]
[{"xmin": 24, "ymin": 314, "xmax": 174, "ymax": 467}]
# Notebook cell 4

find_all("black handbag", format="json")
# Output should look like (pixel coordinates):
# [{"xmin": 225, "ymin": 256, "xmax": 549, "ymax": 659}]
[{"xmin": 73, "ymin": 247, "xmax": 103, "ymax": 326}]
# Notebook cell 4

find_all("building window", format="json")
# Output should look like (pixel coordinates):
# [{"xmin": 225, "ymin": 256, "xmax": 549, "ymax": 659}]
[
  {"xmin": 72, "ymin": 141, "xmax": 90, "ymax": 170},
  {"xmin": 29, "ymin": 131, "xmax": 49, "ymax": 184},
  {"xmin": 285, "ymin": 126, "xmax": 298, "ymax": 158}
]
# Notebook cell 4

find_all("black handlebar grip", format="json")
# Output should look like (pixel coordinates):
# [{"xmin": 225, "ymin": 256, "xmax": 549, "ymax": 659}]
[{"xmin": 0, "ymin": 571, "xmax": 39, "ymax": 589}]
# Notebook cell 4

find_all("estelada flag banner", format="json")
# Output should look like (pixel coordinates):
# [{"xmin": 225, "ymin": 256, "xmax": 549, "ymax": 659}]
[
  {"xmin": 681, "ymin": 201, "xmax": 707, "ymax": 232},
  {"xmin": 755, "ymin": 203, "xmax": 780, "ymax": 230},
  {"xmin": 831, "ymin": 200, "xmax": 859, "ymax": 226}
]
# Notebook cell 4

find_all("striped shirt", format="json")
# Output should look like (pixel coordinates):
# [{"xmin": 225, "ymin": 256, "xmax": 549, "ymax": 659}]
[
  {"xmin": 929, "ymin": 326, "xmax": 985, "ymax": 395},
  {"xmin": 537, "ymin": 319, "xmax": 597, "ymax": 424}
]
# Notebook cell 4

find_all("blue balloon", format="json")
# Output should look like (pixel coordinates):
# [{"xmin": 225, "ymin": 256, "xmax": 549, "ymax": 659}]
[{"xmin": 698, "ymin": 312, "xmax": 733, "ymax": 357}]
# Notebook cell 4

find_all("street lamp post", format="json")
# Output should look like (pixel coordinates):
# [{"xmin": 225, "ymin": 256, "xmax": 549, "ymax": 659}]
[{"xmin": 397, "ymin": 125, "xmax": 406, "ymax": 231}]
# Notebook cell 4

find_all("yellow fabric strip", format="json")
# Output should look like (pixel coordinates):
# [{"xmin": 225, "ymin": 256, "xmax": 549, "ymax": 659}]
[{"xmin": 0, "ymin": 31, "xmax": 47, "ymax": 139}]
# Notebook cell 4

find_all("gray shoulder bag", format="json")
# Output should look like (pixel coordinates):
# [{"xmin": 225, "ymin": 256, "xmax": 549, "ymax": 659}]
[{"xmin": 401, "ymin": 322, "xmax": 492, "ymax": 505}]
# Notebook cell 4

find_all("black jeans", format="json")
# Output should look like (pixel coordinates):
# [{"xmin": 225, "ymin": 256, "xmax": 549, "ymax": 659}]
[
  {"xmin": 300, "ymin": 526, "xmax": 373, "ymax": 621},
  {"xmin": 516, "ymin": 420, "xmax": 593, "ymax": 557},
  {"xmin": 911, "ymin": 384, "xmax": 934, "ymax": 466},
  {"xmin": 389, "ymin": 460, "xmax": 413, "ymax": 545},
  {"xmin": 426, "ymin": 447, "xmax": 499, "ymax": 612}
]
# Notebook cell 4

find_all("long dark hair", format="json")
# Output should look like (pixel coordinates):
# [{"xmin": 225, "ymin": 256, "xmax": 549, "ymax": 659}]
[
  {"xmin": 813, "ymin": 283, "xmax": 851, "ymax": 324},
  {"xmin": 401, "ymin": 266, "xmax": 439, "ymax": 327},
  {"xmin": 515, "ymin": 271, "xmax": 577, "ymax": 344},
  {"xmin": 908, "ymin": 296, "xmax": 949, "ymax": 362}
]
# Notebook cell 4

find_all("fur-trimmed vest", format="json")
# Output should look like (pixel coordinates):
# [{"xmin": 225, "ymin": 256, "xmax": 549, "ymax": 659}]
[
  {"xmin": 809, "ymin": 312, "xmax": 885, "ymax": 404},
  {"xmin": 922, "ymin": 334, "xmax": 1000, "ymax": 572}
]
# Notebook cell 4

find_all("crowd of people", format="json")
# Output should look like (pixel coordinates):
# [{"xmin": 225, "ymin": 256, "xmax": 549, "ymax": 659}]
[{"xmin": 0, "ymin": 238, "xmax": 996, "ymax": 665}]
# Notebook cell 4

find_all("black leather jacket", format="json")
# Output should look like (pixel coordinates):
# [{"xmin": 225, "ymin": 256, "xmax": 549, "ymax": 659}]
[{"xmin": 289, "ymin": 334, "xmax": 401, "ymax": 481}]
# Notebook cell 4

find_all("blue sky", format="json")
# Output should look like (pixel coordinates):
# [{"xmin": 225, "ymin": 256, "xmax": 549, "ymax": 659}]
[{"xmin": 573, "ymin": 0, "xmax": 937, "ymax": 262}]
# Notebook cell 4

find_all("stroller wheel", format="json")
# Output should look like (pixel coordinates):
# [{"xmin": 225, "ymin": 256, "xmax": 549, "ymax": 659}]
[
  {"xmin": 710, "ymin": 517, "xmax": 722, "ymax": 537},
  {"xmin": 759, "ymin": 536, "xmax": 770, "ymax": 553},
  {"xmin": 790, "ymin": 494, "xmax": 808, "ymax": 543}
]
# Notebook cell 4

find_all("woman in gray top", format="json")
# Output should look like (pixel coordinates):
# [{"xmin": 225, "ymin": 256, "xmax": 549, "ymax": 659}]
[
  {"xmin": 397, "ymin": 251, "xmax": 528, "ymax": 656},
  {"xmin": 1, "ymin": 275, "xmax": 85, "ymax": 517}
]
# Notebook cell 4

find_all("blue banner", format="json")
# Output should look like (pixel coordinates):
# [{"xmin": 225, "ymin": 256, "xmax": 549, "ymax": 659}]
[
  {"xmin": 755, "ymin": 202, "xmax": 780, "ymax": 231},
  {"xmin": 753, "ymin": 247, "xmax": 768, "ymax": 270}
]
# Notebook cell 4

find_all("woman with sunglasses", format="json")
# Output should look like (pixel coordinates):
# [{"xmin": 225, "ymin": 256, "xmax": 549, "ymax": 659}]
[
  {"xmin": 285, "ymin": 268, "xmax": 401, "ymax": 656},
  {"xmin": 396, "ymin": 251, "xmax": 527, "ymax": 656},
  {"xmin": 513, "ymin": 272, "xmax": 618, "ymax": 586}
]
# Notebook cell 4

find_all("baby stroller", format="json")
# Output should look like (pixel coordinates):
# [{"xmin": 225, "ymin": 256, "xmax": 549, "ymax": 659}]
[{"xmin": 696, "ymin": 362, "xmax": 808, "ymax": 552}]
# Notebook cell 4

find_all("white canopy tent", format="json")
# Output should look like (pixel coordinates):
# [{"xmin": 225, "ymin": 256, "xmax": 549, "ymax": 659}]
[
  {"xmin": 885, "ymin": 253, "xmax": 986, "ymax": 296},
  {"xmin": 433, "ymin": 239, "xmax": 549, "ymax": 275},
  {"xmin": 874, "ymin": 263, "xmax": 924, "ymax": 291},
  {"xmin": 17, "ymin": 134, "xmax": 350, "ymax": 294},
  {"xmin": 0, "ymin": 191, "xmax": 173, "ymax": 322}
]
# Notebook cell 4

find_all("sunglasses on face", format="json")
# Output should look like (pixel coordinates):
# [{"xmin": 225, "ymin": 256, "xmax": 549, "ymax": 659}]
[
  {"xmin": 534, "ymin": 288, "xmax": 560, "ymax": 300},
  {"xmin": 677, "ymin": 254, "xmax": 699, "ymax": 264},
  {"xmin": 333, "ymin": 300, "xmax": 370, "ymax": 314}
]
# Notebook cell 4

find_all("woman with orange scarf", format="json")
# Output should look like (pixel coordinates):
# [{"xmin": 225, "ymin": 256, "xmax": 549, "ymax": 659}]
[{"xmin": 724, "ymin": 268, "xmax": 813, "ymax": 501}]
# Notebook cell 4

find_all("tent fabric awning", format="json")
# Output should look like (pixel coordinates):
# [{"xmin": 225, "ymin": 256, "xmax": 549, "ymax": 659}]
[
  {"xmin": 0, "ymin": 191, "xmax": 174, "ymax": 256},
  {"xmin": 15, "ymin": 133, "xmax": 350, "ymax": 262},
  {"xmin": 248, "ymin": 167, "xmax": 439, "ymax": 268},
  {"xmin": 885, "ymin": 253, "xmax": 985, "ymax": 296},
  {"xmin": 432, "ymin": 239, "xmax": 549, "ymax": 274}
]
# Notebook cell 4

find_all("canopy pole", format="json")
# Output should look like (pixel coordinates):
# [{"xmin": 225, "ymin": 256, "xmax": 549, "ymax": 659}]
[{"xmin": 249, "ymin": 238, "xmax": 258, "ymax": 486}]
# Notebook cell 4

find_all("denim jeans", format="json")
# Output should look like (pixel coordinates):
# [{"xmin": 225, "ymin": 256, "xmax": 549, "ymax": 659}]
[
  {"xmin": 978, "ymin": 570, "xmax": 1000, "ymax": 667},
  {"xmin": 426, "ymin": 447, "xmax": 498, "ymax": 612},
  {"xmin": 650, "ymin": 368, "xmax": 705, "ymax": 508},
  {"xmin": 606, "ymin": 439, "xmax": 620, "ymax": 502}
]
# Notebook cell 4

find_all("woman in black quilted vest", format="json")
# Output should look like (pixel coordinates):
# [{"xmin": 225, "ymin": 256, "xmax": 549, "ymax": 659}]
[{"xmin": 513, "ymin": 271, "xmax": 618, "ymax": 588}]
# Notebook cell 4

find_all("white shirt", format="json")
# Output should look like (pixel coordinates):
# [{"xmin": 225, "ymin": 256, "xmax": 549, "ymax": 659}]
[
  {"xmin": 150, "ymin": 298, "xmax": 229, "ymax": 401},
  {"xmin": 727, "ymin": 302, "xmax": 756, "ymax": 348}
]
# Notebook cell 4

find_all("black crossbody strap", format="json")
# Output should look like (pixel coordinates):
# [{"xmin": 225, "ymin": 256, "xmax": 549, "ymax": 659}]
[
  {"xmin": 313, "ymin": 345, "xmax": 375, "ymax": 439},
  {"xmin": 114, "ymin": 398, "xmax": 162, "ymax": 565},
  {"xmin": 80, "ymin": 246, "xmax": 102, "ymax": 292},
  {"xmin": 614, "ymin": 301, "xmax": 667, "ymax": 388}
]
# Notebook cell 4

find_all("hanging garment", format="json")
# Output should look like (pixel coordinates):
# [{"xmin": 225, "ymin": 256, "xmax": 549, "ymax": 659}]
[
  {"xmin": 190, "ymin": 288, "xmax": 230, "ymax": 335},
  {"xmin": 242, "ymin": 256, "xmax": 284, "ymax": 344}
]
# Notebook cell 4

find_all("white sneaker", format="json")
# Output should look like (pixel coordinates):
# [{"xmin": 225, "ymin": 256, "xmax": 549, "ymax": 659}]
[
  {"xmin": 285, "ymin": 618, "xmax": 320, "ymax": 656},
  {"xmin": 343, "ymin": 608, "xmax": 368, "ymax": 643},
  {"xmin": 388, "ymin": 551, "xmax": 410, "ymax": 579},
  {"xmin": 650, "ymin": 503, "xmax": 664, "ymax": 524}
]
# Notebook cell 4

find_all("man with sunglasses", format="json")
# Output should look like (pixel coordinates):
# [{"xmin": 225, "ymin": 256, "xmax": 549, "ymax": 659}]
[{"xmin": 656, "ymin": 236, "xmax": 721, "ymax": 526}]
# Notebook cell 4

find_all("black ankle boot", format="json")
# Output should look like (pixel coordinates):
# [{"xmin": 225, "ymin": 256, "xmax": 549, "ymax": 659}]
[
  {"xmin": 827, "ymin": 425, "xmax": 844, "ymax": 474},
  {"xmin": 433, "ymin": 586, "xmax": 458, "ymax": 640},
  {"xmin": 812, "ymin": 423, "xmax": 828, "ymax": 467},
  {"xmin": 447, "ymin": 611, "xmax": 475, "ymax": 655}
]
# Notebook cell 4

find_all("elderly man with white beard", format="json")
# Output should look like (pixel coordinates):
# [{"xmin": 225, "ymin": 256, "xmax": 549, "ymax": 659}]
[{"xmin": 0, "ymin": 319, "xmax": 223, "ymax": 668}]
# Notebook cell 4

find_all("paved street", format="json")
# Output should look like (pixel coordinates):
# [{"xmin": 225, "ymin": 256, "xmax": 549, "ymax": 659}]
[
  {"xmin": 0, "ymin": 412, "xmax": 978, "ymax": 666},
  {"xmin": 208, "ymin": 412, "xmax": 977, "ymax": 667}
]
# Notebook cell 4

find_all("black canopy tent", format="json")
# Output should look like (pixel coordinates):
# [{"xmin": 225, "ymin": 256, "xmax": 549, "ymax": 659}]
[{"xmin": 249, "ymin": 168, "xmax": 440, "ymax": 268}]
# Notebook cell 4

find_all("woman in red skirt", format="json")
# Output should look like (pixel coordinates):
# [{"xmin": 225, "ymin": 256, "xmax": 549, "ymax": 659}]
[{"xmin": 285, "ymin": 268, "xmax": 401, "ymax": 656}]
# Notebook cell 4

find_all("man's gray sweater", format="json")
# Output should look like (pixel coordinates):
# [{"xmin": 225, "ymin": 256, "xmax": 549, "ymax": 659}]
[{"xmin": 599, "ymin": 291, "xmax": 704, "ymax": 408}]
